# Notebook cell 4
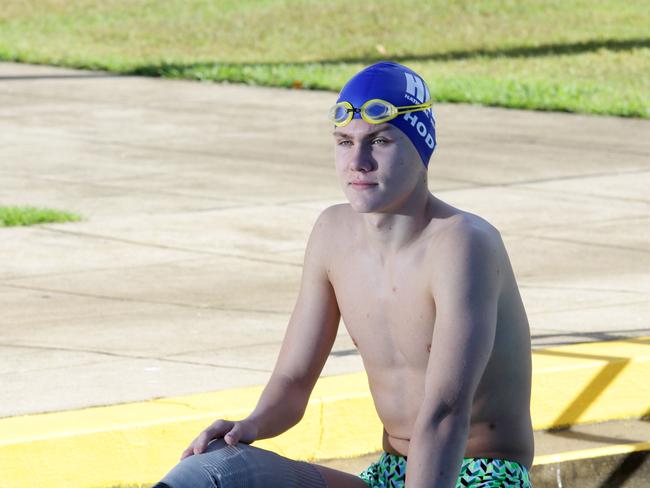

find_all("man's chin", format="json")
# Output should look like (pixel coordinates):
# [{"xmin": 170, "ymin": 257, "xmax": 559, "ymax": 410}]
[
  {"xmin": 348, "ymin": 200, "xmax": 385, "ymax": 214},
  {"xmin": 344, "ymin": 189, "xmax": 394, "ymax": 214}
]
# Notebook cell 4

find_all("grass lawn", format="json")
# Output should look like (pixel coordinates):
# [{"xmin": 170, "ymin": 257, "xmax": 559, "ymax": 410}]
[
  {"xmin": 0, "ymin": 0, "xmax": 648, "ymax": 117},
  {"xmin": 0, "ymin": 206, "xmax": 82, "ymax": 227}
]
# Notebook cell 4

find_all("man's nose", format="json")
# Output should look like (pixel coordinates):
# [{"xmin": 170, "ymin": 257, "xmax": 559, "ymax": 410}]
[{"xmin": 349, "ymin": 143, "xmax": 375, "ymax": 172}]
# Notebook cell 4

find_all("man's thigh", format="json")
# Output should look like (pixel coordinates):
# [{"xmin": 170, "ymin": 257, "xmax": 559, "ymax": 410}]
[{"xmin": 155, "ymin": 439, "xmax": 368, "ymax": 488}]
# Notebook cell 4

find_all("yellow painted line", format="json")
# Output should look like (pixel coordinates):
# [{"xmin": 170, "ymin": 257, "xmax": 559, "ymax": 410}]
[
  {"xmin": 534, "ymin": 441, "xmax": 650, "ymax": 465},
  {"xmin": 531, "ymin": 336, "xmax": 650, "ymax": 430},
  {"xmin": 1, "ymin": 337, "xmax": 649, "ymax": 487}
]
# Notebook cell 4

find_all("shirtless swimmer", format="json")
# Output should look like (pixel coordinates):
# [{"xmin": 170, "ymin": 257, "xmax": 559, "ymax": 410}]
[{"xmin": 154, "ymin": 61, "xmax": 534, "ymax": 488}]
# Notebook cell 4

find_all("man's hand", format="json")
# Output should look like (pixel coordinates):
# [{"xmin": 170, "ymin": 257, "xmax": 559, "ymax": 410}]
[{"xmin": 180, "ymin": 418, "xmax": 260, "ymax": 460}]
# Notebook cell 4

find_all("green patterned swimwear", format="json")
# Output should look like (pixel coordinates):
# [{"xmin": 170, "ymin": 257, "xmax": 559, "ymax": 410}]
[{"xmin": 358, "ymin": 452, "xmax": 532, "ymax": 487}]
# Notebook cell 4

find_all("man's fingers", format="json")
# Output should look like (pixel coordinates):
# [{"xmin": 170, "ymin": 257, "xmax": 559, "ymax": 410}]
[
  {"xmin": 224, "ymin": 423, "xmax": 239, "ymax": 445},
  {"xmin": 192, "ymin": 420, "xmax": 231, "ymax": 454},
  {"xmin": 193, "ymin": 430, "xmax": 212, "ymax": 454},
  {"xmin": 179, "ymin": 419, "xmax": 235, "ymax": 460}
]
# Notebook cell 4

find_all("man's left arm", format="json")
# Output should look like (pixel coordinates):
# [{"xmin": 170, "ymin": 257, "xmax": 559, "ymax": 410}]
[{"xmin": 405, "ymin": 221, "xmax": 503, "ymax": 488}]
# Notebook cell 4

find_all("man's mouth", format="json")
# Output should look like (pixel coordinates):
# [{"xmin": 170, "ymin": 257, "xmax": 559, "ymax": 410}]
[{"xmin": 350, "ymin": 181, "xmax": 378, "ymax": 188}]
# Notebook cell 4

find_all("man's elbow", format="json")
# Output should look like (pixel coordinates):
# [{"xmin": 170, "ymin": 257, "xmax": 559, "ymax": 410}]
[{"xmin": 415, "ymin": 398, "xmax": 472, "ymax": 431}]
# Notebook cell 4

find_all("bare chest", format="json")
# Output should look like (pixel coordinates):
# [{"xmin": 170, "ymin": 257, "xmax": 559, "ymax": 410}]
[{"xmin": 329, "ymin": 249, "xmax": 436, "ymax": 370}]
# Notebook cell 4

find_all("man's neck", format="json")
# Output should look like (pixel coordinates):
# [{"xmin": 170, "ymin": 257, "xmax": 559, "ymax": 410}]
[{"xmin": 360, "ymin": 185, "xmax": 436, "ymax": 257}]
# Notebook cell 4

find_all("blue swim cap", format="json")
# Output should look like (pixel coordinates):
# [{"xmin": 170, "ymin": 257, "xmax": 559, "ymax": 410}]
[{"xmin": 336, "ymin": 61, "xmax": 436, "ymax": 167}]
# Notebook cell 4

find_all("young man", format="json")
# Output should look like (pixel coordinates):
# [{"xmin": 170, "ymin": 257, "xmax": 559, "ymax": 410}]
[{"xmin": 155, "ymin": 62, "xmax": 534, "ymax": 488}]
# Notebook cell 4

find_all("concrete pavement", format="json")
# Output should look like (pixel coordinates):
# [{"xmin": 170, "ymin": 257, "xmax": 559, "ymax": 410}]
[
  {"xmin": 0, "ymin": 62, "xmax": 649, "ymax": 486},
  {"xmin": 1, "ymin": 61, "xmax": 648, "ymax": 417}
]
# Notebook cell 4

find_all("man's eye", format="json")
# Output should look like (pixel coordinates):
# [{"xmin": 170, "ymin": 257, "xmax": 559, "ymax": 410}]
[
  {"xmin": 337, "ymin": 140, "xmax": 352, "ymax": 146},
  {"xmin": 372, "ymin": 138, "xmax": 388, "ymax": 145}
]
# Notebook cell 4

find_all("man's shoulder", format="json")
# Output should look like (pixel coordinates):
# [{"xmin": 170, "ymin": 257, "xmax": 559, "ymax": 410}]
[
  {"xmin": 428, "ymin": 211, "xmax": 506, "ymax": 300},
  {"xmin": 313, "ymin": 203, "xmax": 355, "ymax": 232},
  {"xmin": 429, "ymin": 210, "xmax": 503, "ymax": 263},
  {"xmin": 319, "ymin": 203, "xmax": 353, "ymax": 219},
  {"xmin": 307, "ymin": 203, "xmax": 355, "ymax": 251},
  {"xmin": 435, "ymin": 210, "xmax": 500, "ymax": 242}
]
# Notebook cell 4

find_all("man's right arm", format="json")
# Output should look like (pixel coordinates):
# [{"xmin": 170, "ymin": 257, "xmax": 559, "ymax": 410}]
[
  {"xmin": 183, "ymin": 206, "xmax": 341, "ymax": 457},
  {"xmin": 245, "ymin": 205, "xmax": 341, "ymax": 437}
]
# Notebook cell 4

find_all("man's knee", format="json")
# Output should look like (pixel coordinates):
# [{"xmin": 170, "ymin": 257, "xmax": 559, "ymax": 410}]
[{"xmin": 155, "ymin": 439, "xmax": 327, "ymax": 488}]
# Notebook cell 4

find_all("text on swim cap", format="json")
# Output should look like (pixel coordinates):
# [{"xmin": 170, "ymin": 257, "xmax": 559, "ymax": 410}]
[
  {"xmin": 403, "ymin": 112, "xmax": 435, "ymax": 149},
  {"xmin": 404, "ymin": 72, "xmax": 430, "ymax": 104}
]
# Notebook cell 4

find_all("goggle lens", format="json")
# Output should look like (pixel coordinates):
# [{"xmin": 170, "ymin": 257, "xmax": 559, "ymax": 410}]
[
  {"xmin": 331, "ymin": 104, "xmax": 351, "ymax": 123},
  {"xmin": 329, "ymin": 102, "xmax": 355, "ymax": 126},
  {"xmin": 362, "ymin": 100, "xmax": 395, "ymax": 122}
]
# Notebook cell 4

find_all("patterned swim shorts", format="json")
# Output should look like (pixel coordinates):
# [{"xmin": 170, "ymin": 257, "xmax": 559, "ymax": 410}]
[{"xmin": 358, "ymin": 452, "xmax": 532, "ymax": 487}]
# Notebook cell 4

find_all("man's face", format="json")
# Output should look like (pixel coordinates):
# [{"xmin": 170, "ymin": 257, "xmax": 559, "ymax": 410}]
[{"xmin": 333, "ymin": 119, "xmax": 426, "ymax": 214}]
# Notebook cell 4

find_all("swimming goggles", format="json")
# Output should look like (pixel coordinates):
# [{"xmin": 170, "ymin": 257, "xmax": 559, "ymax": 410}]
[{"xmin": 329, "ymin": 98, "xmax": 432, "ymax": 127}]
